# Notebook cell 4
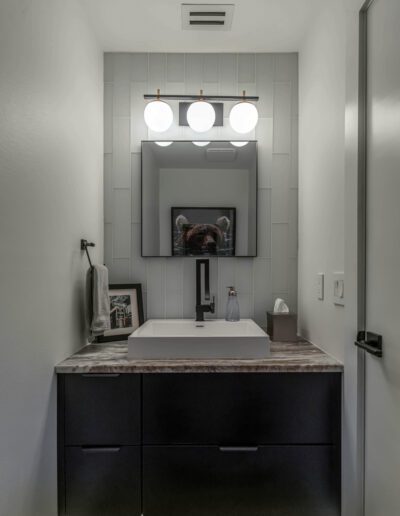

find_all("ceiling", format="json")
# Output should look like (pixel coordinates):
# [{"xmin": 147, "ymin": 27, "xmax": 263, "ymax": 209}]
[{"xmin": 80, "ymin": 0, "xmax": 328, "ymax": 53}]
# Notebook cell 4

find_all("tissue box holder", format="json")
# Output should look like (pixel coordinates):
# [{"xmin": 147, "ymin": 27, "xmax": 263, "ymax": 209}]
[{"xmin": 267, "ymin": 312, "xmax": 297, "ymax": 342}]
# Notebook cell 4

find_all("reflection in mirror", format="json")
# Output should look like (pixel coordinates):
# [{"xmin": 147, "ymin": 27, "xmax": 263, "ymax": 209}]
[{"xmin": 141, "ymin": 141, "xmax": 258, "ymax": 257}]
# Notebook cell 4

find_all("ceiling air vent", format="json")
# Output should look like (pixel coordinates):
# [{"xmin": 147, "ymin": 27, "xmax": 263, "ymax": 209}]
[{"xmin": 181, "ymin": 4, "xmax": 235, "ymax": 31}]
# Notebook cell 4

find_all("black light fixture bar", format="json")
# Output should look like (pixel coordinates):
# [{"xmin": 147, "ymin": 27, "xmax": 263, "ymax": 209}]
[{"xmin": 144, "ymin": 93, "xmax": 259, "ymax": 101}]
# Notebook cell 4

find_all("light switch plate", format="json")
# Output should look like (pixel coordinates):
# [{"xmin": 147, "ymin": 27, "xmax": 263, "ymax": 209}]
[
  {"xmin": 316, "ymin": 273, "xmax": 324, "ymax": 300},
  {"xmin": 333, "ymin": 272, "xmax": 345, "ymax": 306}
]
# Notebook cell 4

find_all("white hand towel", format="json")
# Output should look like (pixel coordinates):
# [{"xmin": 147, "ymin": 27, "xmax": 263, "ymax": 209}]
[{"xmin": 86, "ymin": 264, "xmax": 110, "ymax": 342}]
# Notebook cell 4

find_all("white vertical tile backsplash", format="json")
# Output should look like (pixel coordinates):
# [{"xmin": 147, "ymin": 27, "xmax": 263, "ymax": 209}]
[
  {"xmin": 271, "ymin": 223, "xmax": 289, "ymax": 292},
  {"xmin": 253, "ymin": 258, "xmax": 272, "ymax": 325},
  {"xmin": 185, "ymin": 54, "xmax": 204, "ymax": 94},
  {"xmin": 110, "ymin": 258, "xmax": 131, "ymax": 283},
  {"xmin": 256, "ymin": 118, "xmax": 273, "ymax": 188},
  {"xmin": 112, "ymin": 117, "xmax": 131, "ymax": 188},
  {"xmin": 257, "ymin": 189, "xmax": 272, "ymax": 258},
  {"xmin": 146, "ymin": 258, "xmax": 166, "ymax": 318},
  {"xmin": 166, "ymin": 54, "xmax": 185, "ymax": 83},
  {"xmin": 131, "ymin": 53, "xmax": 149, "ymax": 82},
  {"xmin": 131, "ymin": 223, "xmax": 147, "ymax": 290},
  {"xmin": 219, "ymin": 54, "xmax": 237, "ymax": 94},
  {"xmin": 104, "ymin": 52, "xmax": 298, "ymax": 325},
  {"xmin": 238, "ymin": 53, "xmax": 256, "ymax": 83},
  {"xmin": 271, "ymin": 155, "xmax": 291, "ymax": 223},
  {"xmin": 148, "ymin": 53, "xmax": 166, "ymax": 93},
  {"xmin": 104, "ymin": 154, "xmax": 113, "ymax": 224},
  {"xmin": 131, "ymin": 153, "xmax": 141, "ymax": 224},
  {"xmin": 273, "ymin": 81, "xmax": 292, "ymax": 154},
  {"xmin": 130, "ymin": 81, "xmax": 148, "ymax": 153},
  {"xmin": 203, "ymin": 54, "xmax": 219, "ymax": 83},
  {"xmin": 113, "ymin": 53, "xmax": 133, "ymax": 83},
  {"xmin": 113, "ymin": 189, "xmax": 131, "ymax": 259},
  {"xmin": 256, "ymin": 54, "xmax": 274, "ymax": 118},
  {"xmin": 113, "ymin": 81, "xmax": 131, "ymax": 118},
  {"xmin": 104, "ymin": 83, "xmax": 113, "ymax": 153}
]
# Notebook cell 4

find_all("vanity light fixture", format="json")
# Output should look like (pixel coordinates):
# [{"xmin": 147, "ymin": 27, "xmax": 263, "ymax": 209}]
[
  {"xmin": 230, "ymin": 141, "xmax": 249, "ymax": 147},
  {"xmin": 143, "ymin": 91, "xmax": 259, "ymax": 134},
  {"xmin": 144, "ymin": 89, "xmax": 173, "ymax": 133},
  {"xmin": 155, "ymin": 141, "xmax": 173, "ymax": 147},
  {"xmin": 229, "ymin": 91, "xmax": 259, "ymax": 134},
  {"xmin": 186, "ymin": 90, "xmax": 216, "ymax": 133},
  {"xmin": 192, "ymin": 141, "xmax": 210, "ymax": 147}
]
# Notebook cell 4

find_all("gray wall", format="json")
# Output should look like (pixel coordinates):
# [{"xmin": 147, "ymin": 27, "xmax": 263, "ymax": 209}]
[
  {"xmin": 0, "ymin": 1, "xmax": 103, "ymax": 514},
  {"xmin": 104, "ymin": 52, "xmax": 298, "ymax": 324}
]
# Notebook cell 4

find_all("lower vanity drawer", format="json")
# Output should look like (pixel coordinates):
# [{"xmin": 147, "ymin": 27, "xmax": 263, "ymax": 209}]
[
  {"xmin": 143, "ymin": 445, "xmax": 340, "ymax": 516},
  {"xmin": 64, "ymin": 446, "xmax": 141, "ymax": 516}
]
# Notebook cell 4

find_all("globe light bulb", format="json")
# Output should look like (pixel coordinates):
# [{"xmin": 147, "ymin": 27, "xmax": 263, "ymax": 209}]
[
  {"xmin": 155, "ymin": 141, "xmax": 173, "ymax": 147},
  {"xmin": 187, "ymin": 100, "xmax": 215, "ymax": 133},
  {"xmin": 229, "ymin": 101, "xmax": 259, "ymax": 134},
  {"xmin": 192, "ymin": 141, "xmax": 210, "ymax": 147},
  {"xmin": 230, "ymin": 141, "xmax": 249, "ymax": 147},
  {"xmin": 144, "ymin": 100, "xmax": 173, "ymax": 133}
]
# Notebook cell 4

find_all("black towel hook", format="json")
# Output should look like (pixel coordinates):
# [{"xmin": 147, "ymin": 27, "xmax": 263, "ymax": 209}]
[{"xmin": 81, "ymin": 239, "xmax": 95, "ymax": 268}]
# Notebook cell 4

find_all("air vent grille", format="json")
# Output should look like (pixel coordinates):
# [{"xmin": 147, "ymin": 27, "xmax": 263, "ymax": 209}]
[{"xmin": 182, "ymin": 4, "xmax": 234, "ymax": 31}]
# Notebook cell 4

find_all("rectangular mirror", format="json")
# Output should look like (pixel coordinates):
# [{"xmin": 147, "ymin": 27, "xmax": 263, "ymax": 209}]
[{"xmin": 141, "ymin": 141, "xmax": 258, "ymax": 257}]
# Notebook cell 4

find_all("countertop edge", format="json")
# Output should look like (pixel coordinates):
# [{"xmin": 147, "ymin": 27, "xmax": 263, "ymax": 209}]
[
  {"xmin": 55, "ymin": 365, "xmax": 343, "ymax": 374},
  {"xmin": 54, "ymin": 340, "xmax": 343, "ymax": 374}
]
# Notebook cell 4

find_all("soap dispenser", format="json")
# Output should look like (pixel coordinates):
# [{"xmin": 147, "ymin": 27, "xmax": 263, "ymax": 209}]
[{"xmin": 225, "ymin": 286, "xmax": 240, "ymax": 322}]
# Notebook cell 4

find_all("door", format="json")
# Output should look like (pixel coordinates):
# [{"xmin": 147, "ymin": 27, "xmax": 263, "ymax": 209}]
[{"xmin": 359, "ymin": 0, "xmax": 400, "ymax": 514}]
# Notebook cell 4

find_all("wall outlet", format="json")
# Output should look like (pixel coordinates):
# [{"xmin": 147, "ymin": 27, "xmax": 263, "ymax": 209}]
[
  {"xmin": 333, "ymin": 272, "xmax": 345, "ymax": 306},
  {"xmin": 316, "ymin": 273, "xmax": 324, "ymax": 300}
]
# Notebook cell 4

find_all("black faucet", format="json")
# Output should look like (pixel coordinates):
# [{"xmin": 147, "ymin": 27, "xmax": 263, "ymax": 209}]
[{"xmin": 195, "ymin": 259, "xmax": 215, "ymax": 322}]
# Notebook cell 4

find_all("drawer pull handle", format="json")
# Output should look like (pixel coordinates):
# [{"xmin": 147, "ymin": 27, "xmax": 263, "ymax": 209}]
[
  {"xmin": 219, "ymin": 446, "xmax": 259, "ymax": 453},
  {"xmin": 82, "ymin": 447, "xmax": 121, "ymax": 453},
  {"xmin": 81, "ymin": 374, "xmax": 120, "ymax": 378}
]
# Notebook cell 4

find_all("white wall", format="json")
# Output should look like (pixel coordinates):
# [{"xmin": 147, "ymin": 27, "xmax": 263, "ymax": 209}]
[
  {"xmin": 104, "ymin": 52, "xmax": 299, "ymax": 324},
  {"xmin": 299, "ymin": 1, "xmax": 365, "ymax": 514},
  {"xmin": 0, "ymin": 1, "xmax": 103, "ymax": 514},
  {"xmin": 298, "ymin": 2, "xmax": 346, "ymax": 360}
]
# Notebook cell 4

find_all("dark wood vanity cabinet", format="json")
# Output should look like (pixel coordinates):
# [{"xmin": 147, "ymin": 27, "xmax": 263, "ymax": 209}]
[{"xmin": 58, "ymin": 372, "xmax": 341, "ymax": 516}]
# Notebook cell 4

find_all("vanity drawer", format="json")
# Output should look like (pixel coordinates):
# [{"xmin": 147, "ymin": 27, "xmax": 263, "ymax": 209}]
[
  {"xmin": 65, "ymin": 446, "xmax": 141, "ymax": 516},
  {"xmin": 143, "ymin": 373, "xmax": 341, "ymax": 445},
  {"xmin": 62, "ymin": 374, "xmax": 140, "ymax": 445},
  {"xmin": 143, "ymin": 445, "xmax": 340, "ymax": 516}
]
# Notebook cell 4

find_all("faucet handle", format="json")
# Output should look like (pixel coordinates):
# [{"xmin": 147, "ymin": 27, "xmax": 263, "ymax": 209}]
[{"xmin": 210, "ymin": 295, "xmax": 215, "ymax": 313}]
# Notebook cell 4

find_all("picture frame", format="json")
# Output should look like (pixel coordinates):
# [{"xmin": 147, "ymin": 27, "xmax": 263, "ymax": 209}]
[
  {"xmin": 96, "ymin": 283, "xmax": 144, "ymax": 343},
  {"xmin": 171, "ymin": 206, "xmax": 236, "ymax": 257}
]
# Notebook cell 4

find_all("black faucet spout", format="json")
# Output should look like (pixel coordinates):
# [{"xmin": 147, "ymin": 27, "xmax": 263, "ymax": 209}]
[{"xmin": 195, "ymin": 259, "xmax": 215, "ymax": 322}]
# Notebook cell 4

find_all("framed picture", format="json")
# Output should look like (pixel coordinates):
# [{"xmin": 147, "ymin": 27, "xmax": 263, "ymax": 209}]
[
  {"xmin": 96, "ymin": 284, "xmax": 144, "ymax": 342},
  {"xmin": 171, "ymin": 207, "xmax": 236, "ymax": 257}
]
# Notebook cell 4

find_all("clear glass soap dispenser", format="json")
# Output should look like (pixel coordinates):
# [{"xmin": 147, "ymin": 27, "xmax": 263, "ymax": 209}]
[{"xmin": 225, "ymin": 286, "xmax": 240, "ymax": 322}]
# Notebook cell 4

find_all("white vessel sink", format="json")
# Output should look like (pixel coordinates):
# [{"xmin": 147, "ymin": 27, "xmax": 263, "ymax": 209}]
[{"xmin": 128, "ymin": 319, "xmax": 270, "ymax": 359}]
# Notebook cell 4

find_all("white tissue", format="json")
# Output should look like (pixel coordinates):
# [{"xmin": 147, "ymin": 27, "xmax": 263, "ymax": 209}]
[{"xmin": 273, "ymin": 298, "xmax": 289, "ymax": 313}]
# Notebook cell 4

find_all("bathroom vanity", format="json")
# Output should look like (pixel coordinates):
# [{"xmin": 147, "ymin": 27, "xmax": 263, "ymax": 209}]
[{"xmin": 56, "ymin": 340, "xmax": 342, "ymax": 516}]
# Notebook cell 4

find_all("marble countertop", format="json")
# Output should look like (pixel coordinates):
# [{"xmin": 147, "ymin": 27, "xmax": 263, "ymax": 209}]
[{"xmin": 55, "ymin": 340, "xmax": 343, "ymax": 374}]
